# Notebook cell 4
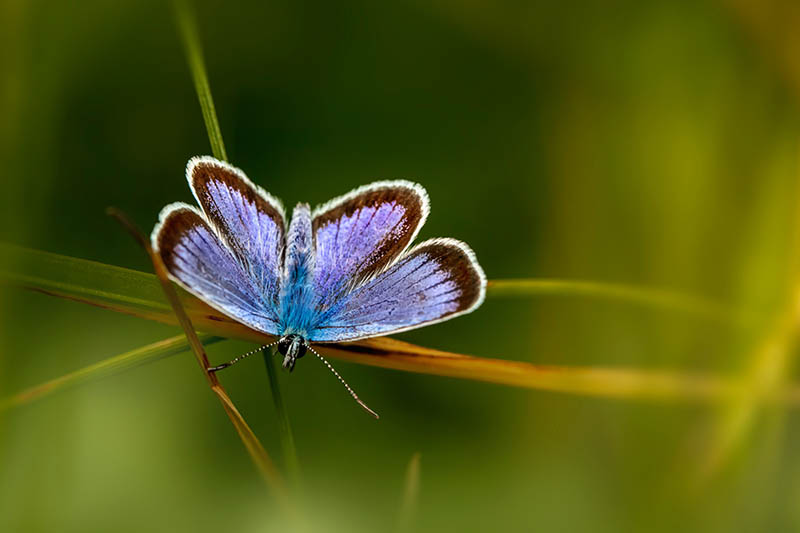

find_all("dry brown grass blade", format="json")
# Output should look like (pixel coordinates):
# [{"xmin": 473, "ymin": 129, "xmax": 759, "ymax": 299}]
[
  {"xmin": 9, "ymin": 261, "xmax": 756, "ymax": 404},
  {"xmin": 8, "ymin": 242, "xmax": 800, "ymax": 405},
  {"xmin": 106, "ymin": 208, "xmax": 292, "ymax": 514},
  {"xmin": 327, "ymin": 337, "xmax": 741, "ymax": 402}
]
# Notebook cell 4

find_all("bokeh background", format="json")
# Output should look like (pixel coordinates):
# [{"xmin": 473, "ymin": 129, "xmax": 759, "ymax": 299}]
[{"xmin": 3, "ymin": 0, "xmax": 800, "ymax": 531}]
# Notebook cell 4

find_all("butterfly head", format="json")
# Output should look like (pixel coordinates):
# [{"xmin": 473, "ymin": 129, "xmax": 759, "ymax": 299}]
[{"xmin": 277, "ymin": 334, "xmax": 308, "ymax": 372}]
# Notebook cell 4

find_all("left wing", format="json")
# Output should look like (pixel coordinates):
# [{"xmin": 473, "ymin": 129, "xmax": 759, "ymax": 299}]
[{"xmin": 152, "ymin": 204, "xmax": 282, "ymax": 335}]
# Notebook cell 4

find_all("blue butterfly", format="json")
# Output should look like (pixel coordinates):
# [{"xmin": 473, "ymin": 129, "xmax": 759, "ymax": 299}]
[{"xmin": 152, "ymin": 156, "xmax": 486, "ymax": 417}]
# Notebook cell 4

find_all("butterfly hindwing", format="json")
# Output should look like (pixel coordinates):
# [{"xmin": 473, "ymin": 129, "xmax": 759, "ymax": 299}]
[
  {"xmin": 311, "ymin": 180, "xmax": 429, "ymax": 311},
  {"xmin": 310, "ymin": 238, "xmax": 486, "ymax": 342},
  {"xmin": 153, "ymin": 205, "xmax": 282, "ymax": 334}
]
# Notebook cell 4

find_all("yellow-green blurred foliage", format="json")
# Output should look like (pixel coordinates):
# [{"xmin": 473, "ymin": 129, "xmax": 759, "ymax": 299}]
[{"xmin": 3, "ymin": 0, "xmax": 800, "ymax": 531}]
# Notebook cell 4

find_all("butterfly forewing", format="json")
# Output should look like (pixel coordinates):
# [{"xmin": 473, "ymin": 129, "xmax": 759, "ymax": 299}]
[
  {"xmin": 188, "ymin": 156, "xmax": 286, "ymax": 299},
  {"xmin": 311, "ymin": 181, "xmax": 429, "ymax": 311},
  {"xmin": 309, "ymin": 238, "xmax": 486, "ymax": 342}
]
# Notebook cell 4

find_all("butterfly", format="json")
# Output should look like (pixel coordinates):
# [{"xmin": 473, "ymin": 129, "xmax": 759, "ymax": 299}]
[{"xmin": 151, "ymin": 156, "xmax": 486, "ymax": 417}]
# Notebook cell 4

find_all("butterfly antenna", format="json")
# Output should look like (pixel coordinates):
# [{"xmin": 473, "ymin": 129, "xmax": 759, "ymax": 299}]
[
  {"xmin": 308, "ymin": 345, "xmax": 380, "ymax": 419},
  {"xmin": 208, "ymin": 340, "xmax": 279, "ymax": 372}
]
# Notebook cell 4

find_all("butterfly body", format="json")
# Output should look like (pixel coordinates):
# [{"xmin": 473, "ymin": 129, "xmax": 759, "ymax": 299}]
[
  {"xmin": 278, "ymin": 203, "xmax": 317, "ymax": 341},
  {"xmin": 152, "ymin": 156, "xmax": 486, "ymax": 374}
]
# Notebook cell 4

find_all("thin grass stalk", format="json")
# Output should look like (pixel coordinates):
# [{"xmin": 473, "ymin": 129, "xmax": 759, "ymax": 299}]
[
  {"xmin": 263, "ymin": 348, "xmax": 301, "ymax": 489},
  {"xmin": 697, "ymin": 150, "xmax": 800, "ymax": 481}
]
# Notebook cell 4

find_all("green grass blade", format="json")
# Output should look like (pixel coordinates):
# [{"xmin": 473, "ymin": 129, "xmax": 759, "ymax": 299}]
[
  {"xmin": 695, "ymin": 171, "xmax": 800, "ymax": 481},
  {"xmin": 0, "ymin": 243, "xmax": 168, "ymax": 311},
  {"xmin": 174, "ymin": 0, "xmax": 227, "ymax": 161},
  {"xmin": 488, "ymin": 279, "xmax": 753, "ymax": 326},
  {"xmin": 0, "ymin": 243, "xmax": 212, "ymax": 324},
  {"xmin": 397, "ymin": 452, "xmax": 421, "ymax": 533},
  {"xmin": 2, "ymin": 244, "xmax": 748, "ymax": 328},
  {"xmin": 264, "ymin": 349, "xmax": 301, "ymax": 488},
  {"xmin": 0, "ymin": 334, "xmax": 223, "ymax": 411}
]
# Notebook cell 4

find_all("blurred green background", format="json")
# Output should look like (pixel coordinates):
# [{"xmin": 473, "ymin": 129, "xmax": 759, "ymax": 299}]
[{"xmin": 3, "ymin": 0, "xmax": 800, "ymax": 531}]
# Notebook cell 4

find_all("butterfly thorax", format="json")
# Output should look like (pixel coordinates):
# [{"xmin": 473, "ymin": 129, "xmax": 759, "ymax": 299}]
[{"xmin": 278, "ymin": 203, "xmax": 318, "ymax": 339}]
